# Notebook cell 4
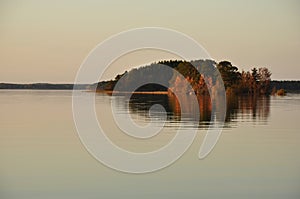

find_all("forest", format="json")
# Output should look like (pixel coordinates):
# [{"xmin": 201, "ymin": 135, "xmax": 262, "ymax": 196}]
[{"xmin": 96, "ymin": 59, "xmax": 295, "ymax": 96}]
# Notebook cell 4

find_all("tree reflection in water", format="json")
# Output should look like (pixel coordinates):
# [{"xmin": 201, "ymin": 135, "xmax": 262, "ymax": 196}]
[{"xmin": 127, "ymin": 94, "xmax": 270, "ymax": 128}]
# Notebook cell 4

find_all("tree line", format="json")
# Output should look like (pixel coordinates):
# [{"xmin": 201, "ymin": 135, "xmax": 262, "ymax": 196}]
[{"xmin": 96, "ymin": 59, "xmax": 298, "ymax": 95}]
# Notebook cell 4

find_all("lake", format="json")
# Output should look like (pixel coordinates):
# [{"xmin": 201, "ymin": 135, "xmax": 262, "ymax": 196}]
[{"xmin": 0, "ymin": 90, "xmax": 299, "ymax": 199}]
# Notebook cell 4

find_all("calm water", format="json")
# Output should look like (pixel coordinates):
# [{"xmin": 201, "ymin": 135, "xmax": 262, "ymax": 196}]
[{"xmin": 0, "ymin": 90, "xmax": 300, "ymax": 199}]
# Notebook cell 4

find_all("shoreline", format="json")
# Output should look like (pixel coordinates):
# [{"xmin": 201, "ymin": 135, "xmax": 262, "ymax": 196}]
[{"xmin": 1, "ymin": 81, "xmax": 300, "ymax": 94}]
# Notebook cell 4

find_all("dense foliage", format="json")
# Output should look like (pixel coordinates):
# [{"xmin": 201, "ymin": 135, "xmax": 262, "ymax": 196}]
[{"xmin": 95, "ymin": 59, "xmax": 296, "ymax": 95}]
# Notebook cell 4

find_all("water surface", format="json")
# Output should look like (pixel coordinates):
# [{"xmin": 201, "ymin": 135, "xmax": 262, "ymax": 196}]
[{"xmin": 0, "ymin": 90, "xmax": 299, "ymax": 199}]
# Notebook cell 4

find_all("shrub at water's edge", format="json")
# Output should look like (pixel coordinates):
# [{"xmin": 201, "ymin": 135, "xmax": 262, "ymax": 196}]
[{"xmin": 276, "ymin": 89, "xmax": 286, "ymax": 96}]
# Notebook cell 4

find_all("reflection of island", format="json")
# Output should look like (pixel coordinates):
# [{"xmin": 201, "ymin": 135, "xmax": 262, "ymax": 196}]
[
  {"xmin": 128, "ymin": 94, "xmax": 270, "ymax": 126},
  {"xmin": 226, "ymin": 94, "xmax": 270, "ymax": 122}
]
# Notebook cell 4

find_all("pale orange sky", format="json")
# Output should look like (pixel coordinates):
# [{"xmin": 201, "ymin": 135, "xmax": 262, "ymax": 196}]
[{"xmin": 0, "ymin": 0, "xmax": 299, "ymax": 83}]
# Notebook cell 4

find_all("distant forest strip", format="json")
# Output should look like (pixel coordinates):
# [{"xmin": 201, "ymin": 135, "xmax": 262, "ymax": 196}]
[
  {"xmin": 270, "ymin": 81, "xmax": 300, "ymax": 93},
  {"xmin": 0, "ymin": 83, "xmax": 89, "ymax": 90}
]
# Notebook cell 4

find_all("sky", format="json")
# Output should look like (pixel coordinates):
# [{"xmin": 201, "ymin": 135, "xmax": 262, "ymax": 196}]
[{"xmin": 0, "ymin": 0, "xmax": 299, "ymax": 83}]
